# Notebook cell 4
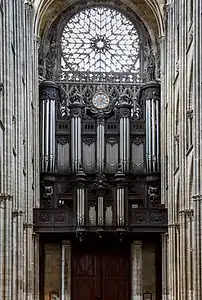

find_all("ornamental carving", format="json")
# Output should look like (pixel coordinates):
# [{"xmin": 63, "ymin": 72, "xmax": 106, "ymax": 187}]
[
  {"xmin": 39, "ymin": 86, "xmax": 59, "ymax": 102},
  {"xmin": 39, "ymin": 212, "xmax": 51, "ymax": 223},
  {"xmin": 41, "ymin": 183, "xmax": 54, "ymax": 208},
  {"xmin": 132, "ymin": 136, "xmax": 144, "ymax": 145},
  {"xmin": 82, "ymin": 137, "xmax": 96, "ymax": 146},
  {"xmin": 150, "ymin": 212, "xmax": 164, "ymax": 223},
  {"xmin": 148, "ymin": 186, "xmax": 160, "ymax": 205},
  {"xmin": 56, "ymin": 136, "xmax": 70, "ymax": 145},
  {"xmin": 107, "ymin": 137, "xmax": 118, "ymax": 146},
  {"xmin": 133, "ymin": 212, "xmax": 147, "ymax": 223},
  {"xmin": 55, "ymin": 213, "xmax": 65, "ymax": 223}
]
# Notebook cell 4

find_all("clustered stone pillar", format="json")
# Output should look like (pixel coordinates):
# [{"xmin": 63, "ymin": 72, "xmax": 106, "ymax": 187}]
[
  {"xmin": 161, "ymin": 234, "xmax": 169, "ymax": 300},
  {"xmin": 131, "ymin": 241, "xmax": 143, "ymax": 300},
  {"xmin": 193, "ymin": 195, "xmax": 202, "ymax": 299}
]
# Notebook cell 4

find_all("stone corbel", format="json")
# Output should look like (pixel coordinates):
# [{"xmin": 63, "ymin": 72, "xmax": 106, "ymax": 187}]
[
  {"xmin": 24, "ymin": 0, "xmax": 33, "ymax": 10},
  {"xmin": 12, "ymin": 209, "xmax": 25, "ymax": 218},
  {"xmin": 0, "ymin": 193, "xmax": 13, "ymax": 203},
  {"xmin": 0, "ymin": 83, "xmax": 4, "ymax": 93},
  {"xmin": 23, "ymin": 222, "xmax": 34, "ymax": 229}
]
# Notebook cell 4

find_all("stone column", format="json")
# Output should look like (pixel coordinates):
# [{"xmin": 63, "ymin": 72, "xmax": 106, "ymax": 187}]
[
  {"xmin": 61, "ymin": 241, "xmax": 71, "ymax": 300},
  {"xmin": 162, "ymin": 234, "xmax": 168, "ymax": 300},
  {"xmin": 193, "ymin": 195, "xmax": 202, "ymax": 299},
  {"xmin": 131, "ymin": 241, "xmax": 142, "ymax": 300}
]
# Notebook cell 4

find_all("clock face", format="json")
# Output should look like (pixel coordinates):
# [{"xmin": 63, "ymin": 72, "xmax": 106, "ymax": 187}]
[{"xmin": 92, "ymin": 92, "xmax": 110, "ymax": 109}]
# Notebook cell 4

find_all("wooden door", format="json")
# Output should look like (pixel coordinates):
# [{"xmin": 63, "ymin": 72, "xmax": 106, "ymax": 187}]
[{"xmin": 72, "ymin": 243, "xmax": 129, "ymax": 300}]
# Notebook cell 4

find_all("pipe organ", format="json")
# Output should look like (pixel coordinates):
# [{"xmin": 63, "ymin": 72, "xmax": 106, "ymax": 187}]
[{"xmin": 38, "ymin": 80, "xmax": 163, "ymax": 231}]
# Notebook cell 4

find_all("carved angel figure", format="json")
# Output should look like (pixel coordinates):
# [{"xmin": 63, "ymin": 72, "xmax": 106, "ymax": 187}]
[
  {"xmin": 42, "ymin": 184, "xmax": 53, "ymax": 207},
  {"xmin": 148, "ymin": 186, "xmax": 160, "ymax": 204}
]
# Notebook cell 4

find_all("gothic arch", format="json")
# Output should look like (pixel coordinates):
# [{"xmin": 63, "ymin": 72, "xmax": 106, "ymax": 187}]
[{"xmin": 34, "ymin": 0, "xmax": 164, "ymax": 50}]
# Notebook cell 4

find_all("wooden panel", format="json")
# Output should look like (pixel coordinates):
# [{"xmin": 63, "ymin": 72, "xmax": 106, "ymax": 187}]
[
  {"xmin": 72, "ymin": 243, "xmax": 129, "ymax": 300},
  {"xmin": 72, "ymin": 250, "xmax": 100, "ymax": 300},
  {"xmin": 103, "ymin": 248, "xmax": 129, "ymax": 300}
]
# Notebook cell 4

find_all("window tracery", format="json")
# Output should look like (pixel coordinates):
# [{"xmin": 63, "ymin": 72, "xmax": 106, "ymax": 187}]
[{"xmin": 61, "ymin": 7, "xmax": 140, "ymax": 78}]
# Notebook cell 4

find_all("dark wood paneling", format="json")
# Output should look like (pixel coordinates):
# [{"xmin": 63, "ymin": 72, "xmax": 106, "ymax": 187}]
[{"xmin": 72, "ymin": 243, "xmax": 129, "ymax": 300}]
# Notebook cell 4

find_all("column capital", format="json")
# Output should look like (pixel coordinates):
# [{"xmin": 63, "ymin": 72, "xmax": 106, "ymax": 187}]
[{"xmin": 192, "ymin": 195, "xmax": 202, "ymax": 201}]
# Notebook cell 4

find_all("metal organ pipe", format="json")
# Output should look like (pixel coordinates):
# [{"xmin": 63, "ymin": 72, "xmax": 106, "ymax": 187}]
[
  {"xmin": 70, "ymin": 104, "xmax": 82, "ymax": 172},
  {"xmin": 97, "ymin": 120, "xmax": 105, "ymax": 172},
  {"xmin": 152, "ymin": 99, "xmax": 156, "ymax": 171},
  {"xmin": 120, "ymin": 118, "xmax": 123, "ymax": 168},
  {"xmin": 41, "ymin": 101, "xmax": 45, "ymax": 171},
  {"xmin": 146, "ymin": 99, "xmax": 152, "ymax": 172},
  {"xmin": 98, "ymin": 196, "xmax": 104, "ymax": 226},
  {"xmin": 156, "ymin": 100, "xmax": 160, "ymax": 171},
  {"xmin": 71, "ymin": 118, "xmax": 75, "ymax": 172},
  {"xmin": 78, "ymin": 117, "xmax": 81, "ymax": 169},
  {"xmin": 144, "ymin": 83, "xmax": 160, "ymax": 172},
  {"xmin": 120, "ymin": 115, "xmax": 130, "ymax": 172},
  {"xmin": 146, "ymin": 100, "xmax": 150, "ymax": 171},
  {"xmin": 117, "ymin": 188, "xmax": 125, "ymax": 226},
  {"xmin": 126, "ymin": 118, "xmax": 130, "ymax": 171},
  {"xmin": 52, "ymin": 100, "xmax": 56, "ymax": 171},
  {"xmin": 75, "ymin": 117, "xmax": 78, "ymax": 171},
  {"xmin": 39, "ymin": 81, "xmax": 58, "ymax": 173},
  {"xmin": 45, "ymin": 99, "xmax": 49, "ymax": 172}
]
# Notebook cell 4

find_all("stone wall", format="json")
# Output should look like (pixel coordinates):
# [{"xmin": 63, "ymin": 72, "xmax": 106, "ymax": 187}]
[{"xmin": 0, "ymin": 1, "xmax": 39, "ymax": 299}]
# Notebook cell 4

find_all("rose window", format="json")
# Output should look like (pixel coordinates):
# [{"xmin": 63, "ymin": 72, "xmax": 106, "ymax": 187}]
[{"xmin": 61, "ymin": 7, "xmax": 140, "ymax": 75}]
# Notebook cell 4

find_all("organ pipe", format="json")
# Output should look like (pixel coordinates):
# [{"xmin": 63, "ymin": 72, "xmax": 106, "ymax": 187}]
[
  {"xmin": 97, "ymin": 117, "xmax": 105, "ymax": 172},
  {"xmin": 119, "ymin": 107, "xmax": 130, "ymax": 172},
  {"xmin": 76, "ymin": 166, "xmax": 86, "ymax": 226},
  {"xmin": 70, "ymin": 103, "xmax": 82, "ymax": 172},
  {"xmin": 115, "ymin": 166, "xmax": 126, "ymax": 226},
  {"xmin": 143, "ymin": 82, "xmax": 160, "ymax": 172},
  {"xmin": 39, "ymin": 81, "xmax": 58, "ymax": 172},
  {"xmin": 98, "ymin": 196, "xmax": 104, "ymax": 226}
]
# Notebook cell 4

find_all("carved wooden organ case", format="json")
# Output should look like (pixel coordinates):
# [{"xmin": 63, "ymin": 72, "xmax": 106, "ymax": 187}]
[{"xmin": 37, "ymin": 78, "xmax": 168, "ymax": 234}]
